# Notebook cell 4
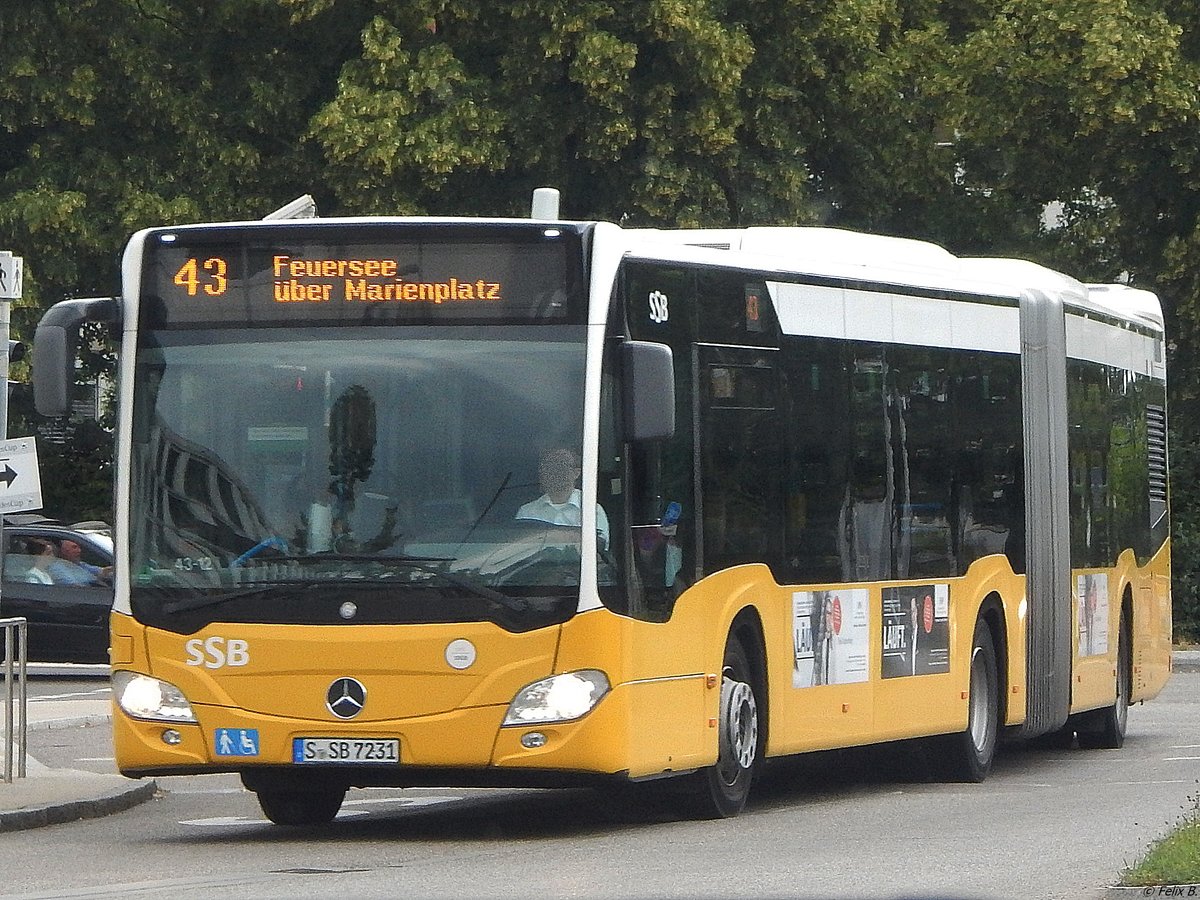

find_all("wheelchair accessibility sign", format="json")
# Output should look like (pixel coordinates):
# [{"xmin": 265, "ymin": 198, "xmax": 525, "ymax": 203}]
[{"xmin": 214, "ymin": 728, "xmax": 260, "ymax": 757}]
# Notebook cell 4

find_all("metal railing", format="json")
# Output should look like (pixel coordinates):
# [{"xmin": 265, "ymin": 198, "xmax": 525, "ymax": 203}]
[{"xmin": 2, "ymin": 617, "xmax": 27, "ymax": 782}]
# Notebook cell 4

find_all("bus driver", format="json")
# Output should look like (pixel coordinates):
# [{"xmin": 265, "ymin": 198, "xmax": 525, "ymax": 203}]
[{"xmin": 516, "ymin": 447, "xmax": 610, "ymax": 550}]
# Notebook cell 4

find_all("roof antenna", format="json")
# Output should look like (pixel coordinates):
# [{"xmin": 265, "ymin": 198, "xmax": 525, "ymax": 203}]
[{"xmin": 530, "ymin": 188, "xmax": 560, "ymax": 220}]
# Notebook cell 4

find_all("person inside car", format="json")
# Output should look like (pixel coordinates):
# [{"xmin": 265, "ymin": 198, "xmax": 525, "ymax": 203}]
[
  {"xmin": 25, "ymin": 539, "xmax": 57, "ymax": 584},
  {"xmin": 47, "ymin": 539, "xmax": 112, "ymax": 586}
]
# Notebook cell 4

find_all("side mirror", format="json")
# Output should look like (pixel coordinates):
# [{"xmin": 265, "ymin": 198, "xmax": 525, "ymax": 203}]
[
  {"xmin": 622, "ymin": 340, "xmax": 675, "ymax": 442},
  {"xmin": 33, "ymin": 297, "xmax": 119, "ymax": 417}
]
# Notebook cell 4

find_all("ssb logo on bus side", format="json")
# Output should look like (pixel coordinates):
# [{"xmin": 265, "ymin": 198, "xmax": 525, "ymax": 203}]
[{"xmin": 648, "ymin": 290, "xmax": 669, "ymax": 324}]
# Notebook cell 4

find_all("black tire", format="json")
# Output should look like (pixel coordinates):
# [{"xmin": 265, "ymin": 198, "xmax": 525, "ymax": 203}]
[
  {"xmin": 938, "ymin": 618, "xmax": 999, "ymax": 782},
  {"xmin": 256, "ymin": 786, "xmax": 346, "ymax": 826},
  {"xmin": 1077, "ymin": 612, "xmax": 1130, "ymax": 750},
  {"xmin": 674, "ymin": 636, "xmax": 761, "ymax": 819}
]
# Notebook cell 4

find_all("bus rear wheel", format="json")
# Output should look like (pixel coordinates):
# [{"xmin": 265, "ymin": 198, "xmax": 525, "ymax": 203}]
[
  {"xmin": 675, "ymin": 636, "xmax": 760, "ymax": 819},
  {"xmin": 1077, "ymin": 612, "xmax": 1130, "ymax": 750},
  {"xmin": 938, "ymin": 618, "xmax": 999, "ymax": 782},
  {"xmin": 256, "ymin": 785, "xmax": 346, "ymax": 826}
]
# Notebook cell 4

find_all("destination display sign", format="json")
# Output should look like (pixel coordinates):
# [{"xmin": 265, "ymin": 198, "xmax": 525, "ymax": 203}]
[{"xmin": 139, "ymin": 223, "xmax": 585, "ymax": 328}]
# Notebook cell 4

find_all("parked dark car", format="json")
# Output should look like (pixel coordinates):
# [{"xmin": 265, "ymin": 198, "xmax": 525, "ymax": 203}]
[{"xmin": 1, "ymin": 516, "xmax": 113, "ymax": 664}]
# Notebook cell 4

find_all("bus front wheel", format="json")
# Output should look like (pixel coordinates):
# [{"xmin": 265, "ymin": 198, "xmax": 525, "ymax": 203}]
[
  {"xmin": 938, "ymin": 618, "xmax": 999, "ymax": 782},
  {"xmin": 675, "ymin": 636, "xmax": 761, "ymax": 819},
  {"xmin": 256, "ymin": 785, "xmax": 346, "ymax": 826}
]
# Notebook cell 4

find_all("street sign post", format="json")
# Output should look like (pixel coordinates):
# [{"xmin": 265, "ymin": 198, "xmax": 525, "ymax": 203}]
[{"xmin": 0, "ymin": 251, "xmax": 21, "ymax": 440}]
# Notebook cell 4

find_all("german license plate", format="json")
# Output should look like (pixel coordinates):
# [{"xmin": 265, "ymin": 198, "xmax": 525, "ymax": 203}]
[{"xmin": 292, "ymin": 738, "xmax": 400, "ymax": 764}]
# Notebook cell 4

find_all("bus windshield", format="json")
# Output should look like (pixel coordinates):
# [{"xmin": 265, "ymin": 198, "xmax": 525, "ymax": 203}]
[{"xmin": 128, "ymin": 326, "xmax": 589, "ymax": 633}]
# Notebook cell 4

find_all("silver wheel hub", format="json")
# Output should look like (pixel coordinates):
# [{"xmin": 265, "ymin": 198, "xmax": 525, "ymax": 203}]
[
  {"xmin": 1116, "ymin": 642, "xmax": 1130, "ymax": 731},
  {"xmin": 720, "ymin": 676, "xmax": 758, "ymax": 774},
  {"xmin": 968, "ymin": 647, "xmax": 993, "ymax": 753}
]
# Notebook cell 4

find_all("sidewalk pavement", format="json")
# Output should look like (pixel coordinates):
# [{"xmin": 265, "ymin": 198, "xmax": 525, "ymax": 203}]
[
  {"xmin": 2, "ymin": 652, "xmax": 1198, "ymax": 833},
  {"xmin": 1, "ymin": 678, "xmax": 156, "ymax": 832}
]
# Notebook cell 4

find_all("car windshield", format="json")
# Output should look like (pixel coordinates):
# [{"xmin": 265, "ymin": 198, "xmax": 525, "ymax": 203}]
[{"xmin": 128, "ymin": 326, "xmax": 592, "ymax": 632}]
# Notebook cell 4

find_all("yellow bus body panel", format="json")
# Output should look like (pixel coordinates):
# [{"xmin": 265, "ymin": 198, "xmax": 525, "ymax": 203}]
[
  {"xmin": 1070, "ymin": 542, "xmax": 1172, "ymax": 715},
  {"xmin": 1070, "ymin": 565, "xmax": 1124, "ymax": 714},
  {"xmin": 139, "ymin": 621, "xmax": 558, "ymax": 721},
  {"xmin": 1133, "ymin": 540, "xmax": 1173, "ymax": 702},
  {"xmin": 557, "ymin": 556, "xmax": 1030, "ymax": 768},
  {"xmin": 112, "ymin": 613, "xmax": 559, "ymax": 772},
  {"xmin": 111, "ymin": 537, "xmax": 1165, "ymax": 778}
]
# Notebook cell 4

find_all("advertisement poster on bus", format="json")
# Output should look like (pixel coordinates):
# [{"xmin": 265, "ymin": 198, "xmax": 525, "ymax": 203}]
[
  {"xmin": 1076, "ymin": 573, "xmax": 1109, "ymax": 657},
  {"xmin": 881, "ymin": 584, "xmax": 950, "ymax": 678},
  {"xmin": 792, "ymin": 589, "xmax": 869, "ymax": 687}
]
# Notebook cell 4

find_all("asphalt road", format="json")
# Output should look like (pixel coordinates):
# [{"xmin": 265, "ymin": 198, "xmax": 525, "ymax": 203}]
[{"xmin": 5, "ymin": 673, "xmax": 1199, "ymax": 900}]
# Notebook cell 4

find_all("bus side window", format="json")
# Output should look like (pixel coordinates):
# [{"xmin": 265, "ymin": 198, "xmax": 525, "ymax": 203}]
[{"xmin": 627, "ymin": 444, "xmax": 691, "ymax": 622}]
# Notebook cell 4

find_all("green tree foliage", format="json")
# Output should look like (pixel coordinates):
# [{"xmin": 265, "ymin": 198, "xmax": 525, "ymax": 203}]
[
  {"xmin": 0, "ymin": 0, "xmax": 365, "ymax": 519},
  {"xmin": 3, "ymin": 0, "xmax": 1200, "ymax": 633}
]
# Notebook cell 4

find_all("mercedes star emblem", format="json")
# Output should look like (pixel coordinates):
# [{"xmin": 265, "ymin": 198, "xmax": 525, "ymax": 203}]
[{"xmin": 326, "ymin": 677, "xmax": 367, "ymax": 719}]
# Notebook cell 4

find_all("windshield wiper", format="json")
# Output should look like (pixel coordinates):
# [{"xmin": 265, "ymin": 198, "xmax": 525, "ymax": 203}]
[
  {"xmin": 162, "ymin": 581, "xmax": 314, "ymax": 616},
  {"xmin": 460, "ymin": 471, "xmax": 513, "ymax": 544},
  {"xmin": 270, "ymin": 553, "xmax": 530, "ymax": 613}
]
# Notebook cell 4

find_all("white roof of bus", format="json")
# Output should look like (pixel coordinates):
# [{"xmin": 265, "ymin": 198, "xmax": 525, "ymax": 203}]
[
  {"xmin": 626, "ymin": 225, "xmax": 1163, "ymax": 331},
  {"xmin": 1083, "ymin": 283, "xmax": 1164, "ymax": 329}
]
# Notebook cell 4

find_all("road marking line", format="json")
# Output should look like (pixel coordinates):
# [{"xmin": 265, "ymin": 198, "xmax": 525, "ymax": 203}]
[
  {"xmin": 1164, "ymin": 756, "xmax": 1200, "ymax": 761},
  {"xmin": 1111, "ymin": 780, "xmax": 1192, "ymax": 786},
  {"xmin": 342, "ymin": 796, "xmax": 462, "ymax": 808},
  {"xmin": 29, "ymin": 689, "xmax": 110, "ymax": 701},
  {"xmin": 165, "ymin": 787, "xmax": 245, "ymax": 795},
  {"xmin": 181, "ymin": 810, "xmax": 370, "ymax": 826}
]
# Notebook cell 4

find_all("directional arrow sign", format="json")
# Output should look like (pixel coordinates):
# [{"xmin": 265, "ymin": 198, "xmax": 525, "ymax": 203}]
[{"xmin": 0, "ymin": 437, "xmax": 42, "ymax": 512}]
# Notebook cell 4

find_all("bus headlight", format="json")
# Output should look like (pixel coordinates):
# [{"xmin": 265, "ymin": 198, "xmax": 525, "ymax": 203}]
[
  {"xmin": 112, "ymin": 671, "xmax": 197, "ymax": 724},
  {"xmin": 503, "ymin": 670, "xmax": 610, "ymax": 726}
]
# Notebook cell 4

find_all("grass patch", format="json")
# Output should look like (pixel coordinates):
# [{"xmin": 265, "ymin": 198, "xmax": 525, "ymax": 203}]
[
  {"xmin": 1122, "ymin": 784, "xmax": 1200, "ymax": 887},
  {"xmin": 1122, "ymin": 823, "xmax": 1200, "ymax": 886}
]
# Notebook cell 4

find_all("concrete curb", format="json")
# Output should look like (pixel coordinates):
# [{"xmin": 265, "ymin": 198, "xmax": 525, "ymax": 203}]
[
  {"xmin": 1173, "ymin": 650, "xmax": 1200, "ymax": 673},
  {"xmin": 0, "ymin": 777, "xmax": 157, "ymax": 832},
  {"xmin": 26, "ymin": 714, "xmax": 112, "ymax": 732}
]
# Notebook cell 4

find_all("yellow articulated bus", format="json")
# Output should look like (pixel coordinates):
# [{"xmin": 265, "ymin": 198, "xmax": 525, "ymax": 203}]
[{"xmin": 34, "ymin": 191, "xmax": 1171, "ymax": 824}]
